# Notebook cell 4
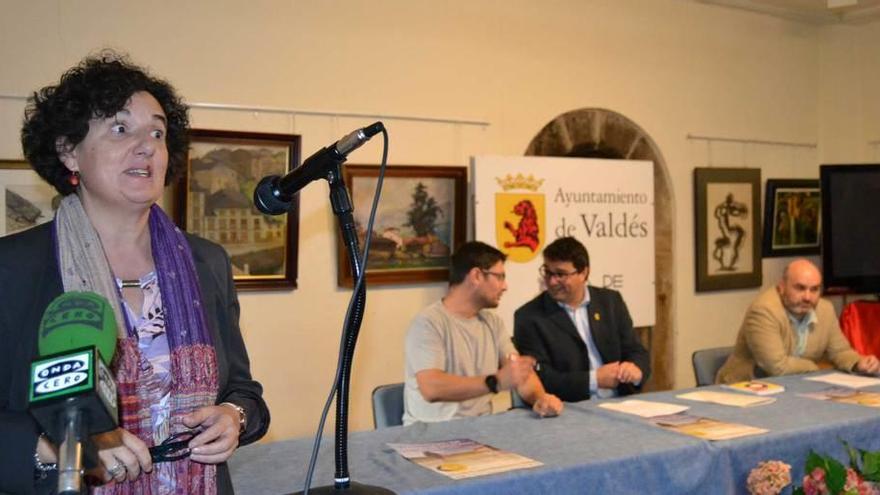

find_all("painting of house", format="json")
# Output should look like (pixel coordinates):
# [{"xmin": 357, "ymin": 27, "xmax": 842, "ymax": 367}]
[{"xmin": 182, "ymin": 131, "xmax": 300, "ymax": 289}]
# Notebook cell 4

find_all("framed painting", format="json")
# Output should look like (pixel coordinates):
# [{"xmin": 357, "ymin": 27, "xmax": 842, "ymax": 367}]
[
  {"xmin": 761, "ymin": 179, "xmax": 820, "ymax": 258},
  {"xmin": 177, "ymin": 130, "xmax": 300, "ymax": 291},
  {"xmin": 694, "ymin": 167, "xmax": 762, "ymax": 292},
  {"xmin": 337, "ymin": 164, "xmax": 467, "ymax": 287},
  {"xmin": 0, "ymin": 159, "xmax": 59, "ymax": 237}
]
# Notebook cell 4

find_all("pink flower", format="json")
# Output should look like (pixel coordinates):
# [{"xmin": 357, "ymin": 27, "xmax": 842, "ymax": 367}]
[
  {"xmin": 845, "ymin": 467, "xmax": 863, "ymax": 491},
  {"xmin": 747, "ymin": 460, "xmax": 792, "ymax": 495},
  {"xmin": 854, "ymin": 479, "xmax": 880, "ymax": 495},
  {"xmin": 802, "ymin": 467, "xmax": 829, "ymax": 495}
]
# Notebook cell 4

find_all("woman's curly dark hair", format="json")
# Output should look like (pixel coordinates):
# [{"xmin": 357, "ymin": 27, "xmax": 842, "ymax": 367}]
[{"xmin": 21, "ymin": 50, "xmax": 190, "ymax": 195}]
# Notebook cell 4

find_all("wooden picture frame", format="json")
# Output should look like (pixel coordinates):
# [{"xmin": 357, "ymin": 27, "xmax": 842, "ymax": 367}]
[
  {"xmin": 177, "ymin": 130, "xmax": 300, "ymax": 291},
  {"xmin": 0, "ymin": 159, "xmax": 59, "ymax": 237},
  {"xmin": 337, "ymin": 164, "xmax": 467, "ymax": 287},
  {"xmin": 694, "ymin": 167, "xmax": 762, "ymax": 292},
  {"xmin": 761, "ymin": 179, "xmax": 821, "ymax": 258}
]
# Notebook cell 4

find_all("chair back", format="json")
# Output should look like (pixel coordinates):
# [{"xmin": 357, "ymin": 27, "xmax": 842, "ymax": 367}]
[
  {"xmin": 371, "ymin": 382, "xmax": 404, "ymax": 429},
  {"xmin": 692, "ymin": 346, "xmax": 733, "ymax": 386}
]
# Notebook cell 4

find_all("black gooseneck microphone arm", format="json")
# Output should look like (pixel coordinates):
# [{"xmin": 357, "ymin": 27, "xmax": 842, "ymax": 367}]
[
  {"xmin": 284, "ymin": 125, "xmax": 394, "ymax": 495},
  {"xmin": 329, "ymin": 170, "xmax": 367, "ymax": 490}
]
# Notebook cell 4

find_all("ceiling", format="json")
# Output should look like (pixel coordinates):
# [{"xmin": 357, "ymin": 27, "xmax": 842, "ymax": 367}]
[{"xmin": 698, "ymin": 0, "xmax": 880, "ymax": 24}]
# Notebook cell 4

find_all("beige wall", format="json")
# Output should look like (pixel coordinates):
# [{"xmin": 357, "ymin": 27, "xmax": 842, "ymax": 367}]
[
  {"xmin": 1, "ymin": 0, "xmax": 877, "ymax": 441},
  {"xmin": 818, "ymin": 22, "xmax": 880, "ymax": 163}
]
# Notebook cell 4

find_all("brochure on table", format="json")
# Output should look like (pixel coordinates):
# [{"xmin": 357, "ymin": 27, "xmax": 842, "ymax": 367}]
[{"xmin": 387, "ymin": 439, "xmax": 542, "ymax": 480}]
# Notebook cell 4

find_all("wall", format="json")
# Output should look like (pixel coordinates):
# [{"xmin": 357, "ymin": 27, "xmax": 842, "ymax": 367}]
[
  {"xmin": 1, "ymin": 0, "xmax": 875, "ymax": 441},
  {"xmin": 818, "ymin": 22, "xmax": 880, "ymax": 164}
]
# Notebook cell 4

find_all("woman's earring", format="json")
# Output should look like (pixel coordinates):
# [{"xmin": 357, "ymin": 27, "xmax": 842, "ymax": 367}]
[{"xmin": 69, "ymin": 171, "xmax": 80, "ymax": 187}]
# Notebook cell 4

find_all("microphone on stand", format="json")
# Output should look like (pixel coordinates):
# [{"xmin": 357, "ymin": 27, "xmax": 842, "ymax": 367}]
[
  {"xmin": 254, "ymin": 122, "xmax": 385, "ymax": 215},
  {"xmin": 28, "ymin": 292, "xmax": 119, "ymax": 495},
  {"xmin": 253, "ymin": 120, "xmax": 393, "ymax": 494}
]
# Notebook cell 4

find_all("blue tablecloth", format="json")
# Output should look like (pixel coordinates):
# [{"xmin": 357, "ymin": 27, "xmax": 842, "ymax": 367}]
[{"xmin": 229, "ymin": 373, "xmax": 880, "ymax": 494}]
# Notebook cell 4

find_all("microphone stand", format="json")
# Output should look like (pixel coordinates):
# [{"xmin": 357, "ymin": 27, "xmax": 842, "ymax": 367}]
[
  {"xmin": 57, "ymin": 402, "xmax": 84, "ymax": 495},
  {"xmin": 292, "ymin": 162, "xmax": 394, "ymax": 494}
]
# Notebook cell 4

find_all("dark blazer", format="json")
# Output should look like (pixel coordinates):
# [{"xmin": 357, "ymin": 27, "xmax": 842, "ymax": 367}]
[
  {"xmin": 0, "ymin": 222, "xmax": 269, "ymax": 495},
  {"xmin": 513, "ymin": 286, "xmax": 650, "ymax": 402}
]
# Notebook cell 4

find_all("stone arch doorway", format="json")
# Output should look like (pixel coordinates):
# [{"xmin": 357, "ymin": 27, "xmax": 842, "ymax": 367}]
[{"xmin": 526, "ymin": 108, "xmax": 674, "ymax": 391}]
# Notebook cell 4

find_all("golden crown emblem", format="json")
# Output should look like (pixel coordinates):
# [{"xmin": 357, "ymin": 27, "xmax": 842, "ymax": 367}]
[{"xmin": 495, "ymin": 173, "xmax": 544, "ymax": 192}]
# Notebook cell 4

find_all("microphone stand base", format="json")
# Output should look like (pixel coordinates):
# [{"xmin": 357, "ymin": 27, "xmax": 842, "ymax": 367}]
[{"xmin": 288, "ymin": 482, "xmax": 396, "ymax": 494}]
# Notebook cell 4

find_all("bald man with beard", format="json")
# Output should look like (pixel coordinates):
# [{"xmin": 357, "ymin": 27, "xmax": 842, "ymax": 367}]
[{"xmin": 717, "ymin": 259, "xmax": 880, "ymax": 384}]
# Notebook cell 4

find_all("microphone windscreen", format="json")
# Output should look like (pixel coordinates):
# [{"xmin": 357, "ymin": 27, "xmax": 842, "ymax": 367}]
[{"xmin": 38, "ymin": 292, "xmax": 118, "ymax": 365}]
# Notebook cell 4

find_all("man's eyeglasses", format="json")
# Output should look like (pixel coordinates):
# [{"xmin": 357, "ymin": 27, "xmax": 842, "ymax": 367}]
[
  {"xmin": 149, "ymin": 429, "xmax": 199, "ymax": 463},
  {"xmin": 481, "ymin": 270, "xmax": 506, "ymax": 282},
  {"xmin": 539, "ymin": 265, "xmax": 581, "ymax": 280}
]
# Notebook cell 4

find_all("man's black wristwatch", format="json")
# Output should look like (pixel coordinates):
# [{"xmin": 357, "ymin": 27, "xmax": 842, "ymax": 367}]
[{"xmin": 484, "ymin": 374, "xmax": 499, "ymax": 394}]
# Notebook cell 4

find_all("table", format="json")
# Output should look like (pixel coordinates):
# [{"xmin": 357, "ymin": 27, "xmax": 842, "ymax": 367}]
[{"xmin": 229, "ymin": 373, "xmax": 880, "ymax": 494}]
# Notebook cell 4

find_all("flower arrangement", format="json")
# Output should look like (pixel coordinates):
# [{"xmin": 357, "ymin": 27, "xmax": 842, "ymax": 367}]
[
  {"xmin": 747, "ymin": 441, "xmax": 880, "ymax": 495},
  {"xmin": 748, "ymin": 460, "xmax": 792, "ymax": 495}
]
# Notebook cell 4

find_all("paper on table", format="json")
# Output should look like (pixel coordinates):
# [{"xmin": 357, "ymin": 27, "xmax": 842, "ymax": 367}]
[
  {"xmin": 800, "ymin": 387, "xmax": 880, "ymax": 407},
  {"xmin": 677, "ymin": 390, "xmax": 776, "ymax": 407},
  {"xmin": 649, "ymin": 413, "xmax": 768, "ymax": 441},
  {"xmin": 598, "ymin": 399, "xmax": 689, "ymax": 418},
  {"xmin": 386, "ymin": 439, "xmax": 542, "ymax": 480},
  {"xmin": 721, "ymin": 380, "xmax": 785, "ymax": 396},
  {"xmin": 805, "ymin": 372, "xmax": 880, "ymax": 389}
]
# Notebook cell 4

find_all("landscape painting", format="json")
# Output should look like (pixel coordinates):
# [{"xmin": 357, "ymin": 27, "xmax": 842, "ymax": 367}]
[{"xmin": 338, "ymin": 165, "xmax": 466, "ymax": 286}]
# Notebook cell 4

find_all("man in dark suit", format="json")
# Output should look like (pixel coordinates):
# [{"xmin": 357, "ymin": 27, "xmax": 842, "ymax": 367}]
[{"xmin": 513, "ymin": 237, "xmax": 650, "ymax": 402}]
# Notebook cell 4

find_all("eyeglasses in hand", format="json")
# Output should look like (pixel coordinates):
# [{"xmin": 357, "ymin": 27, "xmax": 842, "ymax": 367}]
[{"xmin": 149, "ymin": 429, "xmax": 200, "ymax": 463}]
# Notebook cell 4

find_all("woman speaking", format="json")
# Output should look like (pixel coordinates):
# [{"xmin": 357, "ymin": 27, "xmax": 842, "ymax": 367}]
[{"xmin": 0, "ymin": 51, "xmax": 269, "ymax": 494}]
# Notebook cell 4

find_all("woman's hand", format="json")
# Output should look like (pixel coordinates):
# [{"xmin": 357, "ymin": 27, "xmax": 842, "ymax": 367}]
[
  {"xmin": 182, "ymin": 404, "xmax": 241, "ymax": 464},
  {"xmin": 92, "ymin": 428, "xmax": 152, "ymax": 484},
  {"xmin": 36, "ymin": 433, "xmax": 58, "ymax": 464}
]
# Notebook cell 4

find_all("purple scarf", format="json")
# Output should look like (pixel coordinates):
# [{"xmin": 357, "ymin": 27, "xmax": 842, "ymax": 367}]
[{"xmin": 56, "ymin": 200, "xmax": 219, "ymax": 494}]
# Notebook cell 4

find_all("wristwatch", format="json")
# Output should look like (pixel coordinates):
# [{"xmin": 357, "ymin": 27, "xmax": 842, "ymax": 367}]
[
  {"xmin": 484, "ymin": 374, "xmax": 499, "ymax": 394},
  {"xmin": 220, "ymin": 402, "xmax": 247, "ymax": 434}
]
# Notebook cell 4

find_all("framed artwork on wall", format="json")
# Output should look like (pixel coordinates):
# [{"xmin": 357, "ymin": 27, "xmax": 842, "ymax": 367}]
[
  {"xmin": 761, "ymin": 179, "xmax": 820, "ymax": 258},
  {"xmin": 0, "ymin": 159, "xmax": 59, "ymax": 237},
  {"xmin": 694, "ymin": 167, "xmax": 762, "ymax": 292},
  {"xmin": 337, "ymin": 164, "xmax": 467, "ymax": 287},
  {"xmin": 177, "ymin": 130, "xmax": 300, "ymax": 291}
]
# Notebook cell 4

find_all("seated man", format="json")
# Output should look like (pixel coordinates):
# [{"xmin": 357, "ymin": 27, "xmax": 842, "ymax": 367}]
[
  {"xmin": 513, "ymin": 237, "xmax": 650, "ymax": 402},
  {"xmin": 717, "ymin": 259, "xmax": 880, "ymax": 383},
  {"xmin": 403, "ymin": 241, "xmax": 563, "ymax": 425}
]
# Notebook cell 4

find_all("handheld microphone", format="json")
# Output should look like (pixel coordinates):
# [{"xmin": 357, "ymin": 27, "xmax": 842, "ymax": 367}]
[
  {"xmin": 253, "ymin": 121, "xmax": 384, "ymax": 215},
  {"xmin": 28, "ymin": 292, "xmax": 119, "ymax": 494}
]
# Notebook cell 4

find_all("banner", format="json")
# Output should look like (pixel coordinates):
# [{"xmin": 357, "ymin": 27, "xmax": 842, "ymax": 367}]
[{"xmin": 472, "ymin": 155, "xmax": 655, "ymax": 329}]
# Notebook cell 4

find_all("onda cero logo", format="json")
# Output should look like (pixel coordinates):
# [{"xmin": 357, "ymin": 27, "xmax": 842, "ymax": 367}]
[{"xmin": 33, "ymin": 354, "xmax": 90, "ymax": 395}]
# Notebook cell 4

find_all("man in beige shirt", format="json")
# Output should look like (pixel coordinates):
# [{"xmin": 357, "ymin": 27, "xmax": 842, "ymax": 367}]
[
  {"xmin": 403, "ymin": 241, "xmax": 563, "ymax": 425},
  {"xmin": 717, "ymin": 259, "xmax": 880, "ymax": 384}
]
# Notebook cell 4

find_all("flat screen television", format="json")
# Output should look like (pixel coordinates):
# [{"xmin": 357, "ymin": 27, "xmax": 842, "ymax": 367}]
[{"xmin": 820, "ymin": 163, "xmax": 880, "ymax": 294}]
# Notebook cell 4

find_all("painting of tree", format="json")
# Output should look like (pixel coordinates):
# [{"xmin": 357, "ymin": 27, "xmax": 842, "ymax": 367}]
[
  {"xmin": 339, "ymin": 165, "xmax": 466, "ymax": 286},
  {"xmin": 405, "ymin": 182, "xmax": 445, "ymax": 237}
]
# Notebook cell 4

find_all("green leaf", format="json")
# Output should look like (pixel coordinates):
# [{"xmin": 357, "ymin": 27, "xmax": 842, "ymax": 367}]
[
  {"xmin": 804, "ymin": 450, "xmax": 847, "ymax": 493},
  {"xmin": 862, "ymin": 451, "xmax": 880, "ymax": 481},
  {"xmin": 843, "ymin": 439, "xmax": 861, "ymax": 471},
  {"xmin": 793, "ymin": 488, "xmax": 805, "ymax": 495},
  {"xmin": 823, "ymin": 456, "xmax": 847, "ymax": 494},
  {"xmin": 805, "ymin": 450, "xmax": 825, "ymax": 473}
]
